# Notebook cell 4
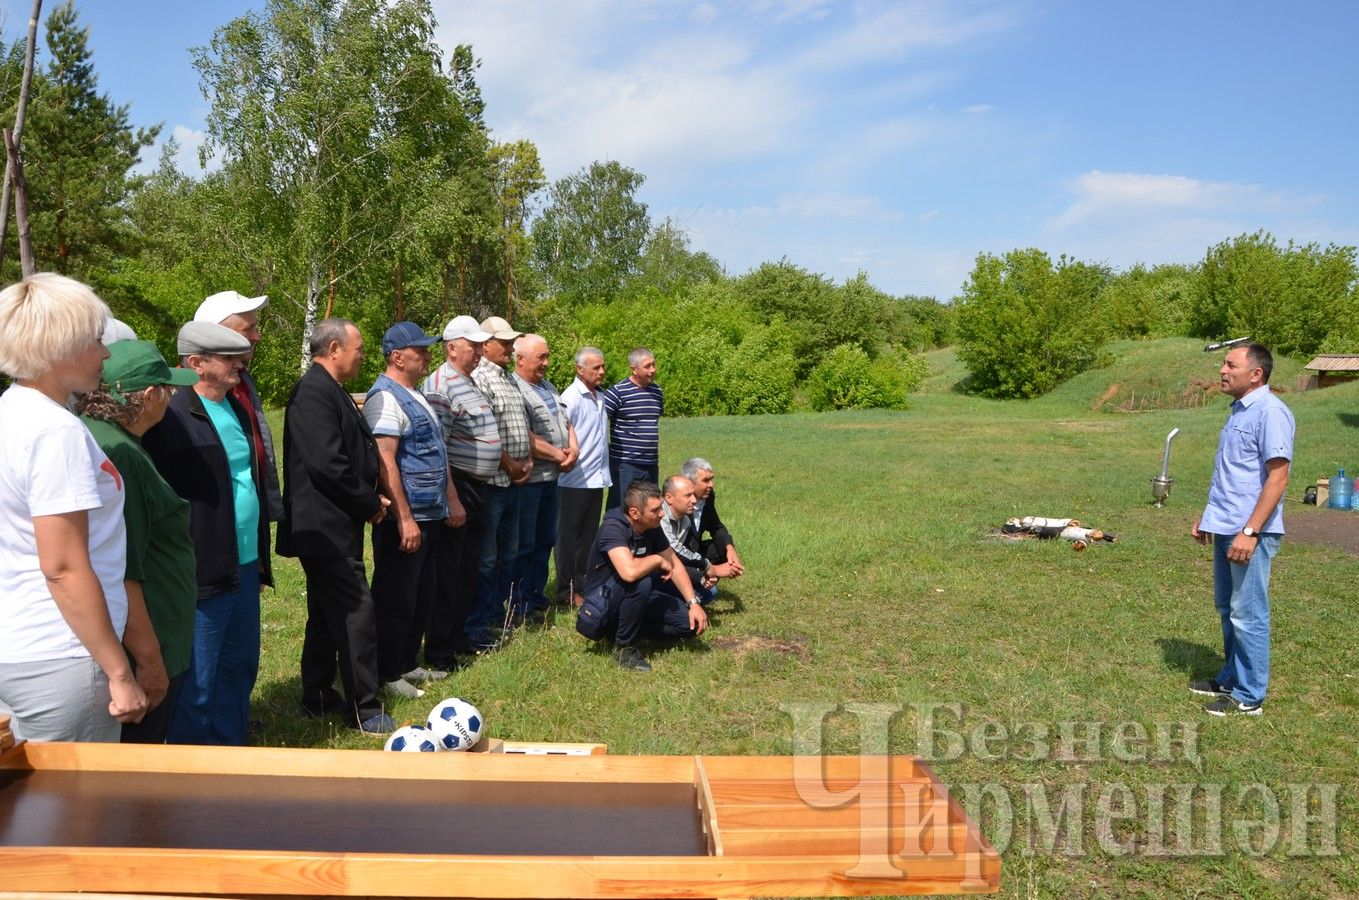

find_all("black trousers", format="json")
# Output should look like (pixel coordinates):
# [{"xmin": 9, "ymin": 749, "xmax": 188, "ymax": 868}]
[
  {"xmin": 427, "ymin": 474, "xmax": 486, "ymax": 668},
  {"xmin": 298, "ymin": 555, "xmax": 382, "ymax": 722},
  {"xmin": 370, "ymin": 519, "xmax": 439, "ymax": 683},
  {"xmin": 120, "ymin": 672, "xmax": 186, "ymax": 744},
  {"xmin": 555, "ymin": 486, "xmax": 604, "ymax": 603},
  {"xmin": 613, "ymin": 575, "xmax": 697, "ymax": 648}
]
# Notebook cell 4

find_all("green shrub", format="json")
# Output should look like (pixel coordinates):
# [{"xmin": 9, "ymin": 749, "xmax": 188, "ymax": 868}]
[{"xmin": 805, "ymin": 343, "xmax": 922, "ymax": 411}]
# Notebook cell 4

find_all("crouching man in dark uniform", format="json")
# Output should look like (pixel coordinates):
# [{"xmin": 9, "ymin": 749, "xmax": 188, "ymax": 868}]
[{"xmin": 576, "ymin": 481, "xmax": 707, "ymax": 672}]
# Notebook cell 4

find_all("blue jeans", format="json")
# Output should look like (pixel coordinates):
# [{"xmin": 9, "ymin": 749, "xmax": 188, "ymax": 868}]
[
  {"xmin": 606, "ymin": 460, "xmax": 658, "ymax": 510},
  {"xmin": 1212, "ymin": 532, "xmax": 1278, "ymax": 706},
  {"xmin": 467, "ymin": 484, "xmax": 521, "ymax": 644},
  {"xmin": 169, "ymin": 563, "xmax": 261, "ymax": 745},
  {"xmin": 513, "ymin": 480, "xmax": 559, "ymax": 613}
]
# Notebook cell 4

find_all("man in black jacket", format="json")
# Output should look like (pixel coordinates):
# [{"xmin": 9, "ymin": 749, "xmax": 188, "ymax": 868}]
[
  {"xmin": 277, "ymin": 319, "xmax": 394, "ymax": 735},
  {"xmin": 680, "ymin": 457, "xmax": 745, "ymax": 580}
]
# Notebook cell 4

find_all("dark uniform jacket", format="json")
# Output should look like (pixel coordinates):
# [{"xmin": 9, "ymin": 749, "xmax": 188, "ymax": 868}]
[{"xmin": 276, "ymin": 363, "xmax": 382, "ymax": 559}]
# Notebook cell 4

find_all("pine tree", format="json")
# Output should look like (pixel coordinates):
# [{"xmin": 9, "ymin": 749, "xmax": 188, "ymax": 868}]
[{"xmin": 23, "ymin": 0, "xmax": 159, "ymax": 275}]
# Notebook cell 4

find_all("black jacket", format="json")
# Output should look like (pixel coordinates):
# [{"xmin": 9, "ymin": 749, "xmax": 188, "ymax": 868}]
[
  {"xmin": 276, "ymin": 363, "xmax": 382, "ymax": 559},
  {"xmin": 143, "ymin": 386, "xmax": 274, "ymax": 598},
  {"xmin": 697, "ymin": 488, "xmax": 735, "ymax": 552}
]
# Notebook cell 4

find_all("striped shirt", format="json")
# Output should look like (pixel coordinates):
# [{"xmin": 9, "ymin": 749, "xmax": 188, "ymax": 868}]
[
  {"xmin": 471, "ymin": 357, "xmax": 531, "ymax": 487},
  {"xmin": 603, "ymin": 378, "xmax": 663, "ymax": 466},
  {"xmin": 422, "ymin": 362, "xmax": 502, "ymax": 481},
  {"xmin": 558, "ymin": 378, "xmax": 611, "ymax": 490},
  {"xmin": 513, "ymin": 373, "xmax": 572, "ymax": 484}
]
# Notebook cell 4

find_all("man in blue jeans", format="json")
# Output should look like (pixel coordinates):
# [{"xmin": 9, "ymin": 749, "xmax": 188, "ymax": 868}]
[{"xmin": 1190, "ymin": 343, "xmax": 1293, "ymax": 717}]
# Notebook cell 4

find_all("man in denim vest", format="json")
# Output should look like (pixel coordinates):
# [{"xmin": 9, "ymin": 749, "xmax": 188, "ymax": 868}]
[
  {"xmin": 364, "ymin": 323, "xmax": 464, "ymax": 699},
  {"xmin": 1190, "ymin": 343, "xmax": 1293, "ymax": 717}
]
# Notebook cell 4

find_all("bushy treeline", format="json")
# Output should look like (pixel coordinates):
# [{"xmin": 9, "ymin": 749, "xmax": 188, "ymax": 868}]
[
  {"xmin": 0, "ymin": 0, "xmax": 941, "ymax": 414},
  {"xmin": 955, "ymin": 233, "xmax": 1359, "ymax": 398}
]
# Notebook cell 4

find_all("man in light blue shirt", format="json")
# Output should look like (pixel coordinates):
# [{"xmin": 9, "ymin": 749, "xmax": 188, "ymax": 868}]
[{"xmin": 1190, "ymin": 343, "xmax": 1293, "ymax": 716}]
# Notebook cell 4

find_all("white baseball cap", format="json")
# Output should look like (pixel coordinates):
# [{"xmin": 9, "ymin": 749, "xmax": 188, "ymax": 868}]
[
  {"xmin": 193, "ymin": 290, "xmax": 268, "ymax": 324},
  {"xmin": 442, "ymin": 315, "xmax": 492, "ymax": 342}
]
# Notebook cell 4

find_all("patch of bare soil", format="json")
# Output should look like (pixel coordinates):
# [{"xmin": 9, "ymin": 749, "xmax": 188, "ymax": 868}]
[
  {"xmin": 1090, "ymin": 382, "xmax": 1120, "ymax": 411},
  {"xmin": 1284, "ymin": 507, "xmax": 1359, "ymax": 556},
  {"xmin": 709, "ymin": 635, "xmax": 812, "ymax": 658}
]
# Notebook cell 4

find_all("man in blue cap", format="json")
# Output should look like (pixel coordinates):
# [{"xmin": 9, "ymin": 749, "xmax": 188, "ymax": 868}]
[{"xmin": 364, "ymin": 322, "xmax": 464, "ymax": 699}]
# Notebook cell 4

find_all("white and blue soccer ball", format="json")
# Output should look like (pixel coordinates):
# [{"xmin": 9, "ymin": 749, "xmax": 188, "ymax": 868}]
[
  {"xmin": 384, "ymin": 724, "xmax": 441, "ymax": 752},
  {"xmin": 426, "ymin": 697, "xmax": 484, "ymax": 751}
]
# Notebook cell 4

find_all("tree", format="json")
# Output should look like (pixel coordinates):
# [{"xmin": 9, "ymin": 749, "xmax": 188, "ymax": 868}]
[
  {"xmin": 531, "ymin": 160, "xmax": 650, "ymax": 305},
  {"xmin": 1190, "ymin": 231, "xmax": 1357, "ymax": 356},
  {"xmin": 633, "ymin": 218, "xmax": 722, "ymax": 293},
  {"xmin": 955, "ymin": 249, "xmax": 1109, "ymax": 398},
  {"xmin": 192, "ymin": 0, "xmax": 497, "ymax": 377},
  {"xmin": 20, "ymin": 0, "xmax": 158, "ymax": 275},
  {"xmin": 1100, "ymin": 262, "xmax": 1194, "ymax": 339},
  {"xmin": 489, "ymin": 139, "xmax": 546, "ymax": 318}
]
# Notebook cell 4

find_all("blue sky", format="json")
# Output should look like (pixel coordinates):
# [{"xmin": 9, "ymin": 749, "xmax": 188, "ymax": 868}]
[{"xmin": 3, "ymin": 0, "xmax": 1357, "ymax": 299}]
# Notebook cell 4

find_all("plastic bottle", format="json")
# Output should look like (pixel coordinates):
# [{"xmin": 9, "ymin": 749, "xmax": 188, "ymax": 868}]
[{"xmin": 1329, "ymin": 468, "xmax": 1353, "ymax": 510}]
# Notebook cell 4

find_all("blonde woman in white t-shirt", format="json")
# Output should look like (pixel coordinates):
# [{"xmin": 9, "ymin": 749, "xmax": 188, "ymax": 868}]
[{"xmin": 0, "ymin": 273, "xmax": 149, "ymax": 741}]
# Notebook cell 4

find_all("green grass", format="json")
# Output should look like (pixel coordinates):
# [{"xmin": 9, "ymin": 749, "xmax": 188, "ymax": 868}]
[{"xmin": 255, "ymin": 363, "xmax": 1359, "ymax": 898}]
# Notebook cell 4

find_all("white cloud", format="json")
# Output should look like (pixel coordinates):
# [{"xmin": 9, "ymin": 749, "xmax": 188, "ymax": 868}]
[
  {"xmin": 691, "ymin": 2, "xmax": 720, "ymax": 25},
  {"xmin": 1054, "ymin": 170, "xmax": 1303, "ymax": 228},
  {"xmin": 169, "ymin": 125, "xmax": 210, "ymax": 172},
  {"xmin": 961, "ymin": 103, "xmax": 995, "ymax": 115},
  {"xmin": 794, "ymin": 1, "xmax": 1015, "ymax": 71},
  {"xmin": 919, "ymin": 209, "xmax": 939, "ymax": 222}
]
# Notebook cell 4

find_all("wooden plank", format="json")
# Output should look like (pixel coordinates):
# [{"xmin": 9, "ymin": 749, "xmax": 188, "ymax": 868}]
[
  {"xmin": 717, "ymin": 823, "xmax": 971, "ymax": 856},
  {"xmin": 705, "ymin": 777, "xmax": 934, "ymax": 805},
  {"xmin": 692, "ymin": 756, "xmax": 723, "ymax": 857},
  {"xmin": 0, "ymin": 847, "xmax": 1000, "ymax": 897},
  {"xmin": 0, "ymin": 743, "xmax": 688, "ymax": 784},
  {"xmin": 698, "ymin": 756, "xmax": 926, "ymax": 782}
]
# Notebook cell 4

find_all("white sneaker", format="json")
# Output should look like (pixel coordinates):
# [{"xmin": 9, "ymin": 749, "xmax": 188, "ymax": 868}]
[{"xmin": 384, "ymin": 678, "xmax": 425, "ymax": 698}]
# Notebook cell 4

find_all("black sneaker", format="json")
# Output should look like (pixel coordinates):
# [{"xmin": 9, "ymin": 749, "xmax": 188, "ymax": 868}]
[
  {"xmin": 615, "ymin": 646, "xmax": 652, "ymax": 672},
  {"xmin": 1189, "ymin": 679, "xmax": 1230, "ymax": 697},
  {"xmin": 1204, "ymin": 696, "xmax": 1263, "ymax": 717}
]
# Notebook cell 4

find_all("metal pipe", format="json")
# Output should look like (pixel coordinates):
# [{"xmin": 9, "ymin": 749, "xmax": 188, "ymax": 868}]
[{"xmin": 1159, "ymin": 428, "xmax": 1180, "ymax": 480}]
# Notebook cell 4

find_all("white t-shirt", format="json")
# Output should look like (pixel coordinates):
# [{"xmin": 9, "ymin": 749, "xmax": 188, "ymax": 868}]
[
  {"xmin": 0, "ymin": 385, "xmax": 128, "ymax": 662},
  {"xmin": 363, "ymin": 384, "xmax": 437, "ymax": 437}
]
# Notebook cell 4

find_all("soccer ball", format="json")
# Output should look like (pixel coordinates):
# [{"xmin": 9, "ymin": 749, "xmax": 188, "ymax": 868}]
[
  {"xmin": 426, "ymin": 697, "xmax": 484, "ymax": 751},
  {"xmin": 384, "ymin": 724, "xmax": 441, "ymax": 752}
]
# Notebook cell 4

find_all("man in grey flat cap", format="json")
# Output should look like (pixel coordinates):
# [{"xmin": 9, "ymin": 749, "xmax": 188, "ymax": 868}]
[
  {"xmin": 194, "ymin": 291, "xmax": 281, "ymax": 522},
  {"xmin": 142, "ymin": 321, "xmax": 274, "ymax": 745}
]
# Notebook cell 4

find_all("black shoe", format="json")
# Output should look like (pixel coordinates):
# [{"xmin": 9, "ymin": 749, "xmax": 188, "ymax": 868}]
[
  {"xmin": 1204, "ymin": 696, "xmax": 1263, "ymax": 717},
  {"xmin": 1189, "ymin": 679, "xmax": 1230, "ymax": 697},
  {"xmin": 615, "ymin": 646, "xmax": 651, "ymax": 672}
]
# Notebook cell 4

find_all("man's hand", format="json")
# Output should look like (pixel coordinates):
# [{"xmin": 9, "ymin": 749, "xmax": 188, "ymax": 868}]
[
  {"xmin": 558, "ymin": 446, "xmax": 578, "ymax": 472},
  {"xmin": 688, "ymin": 601, "xmax": 708, "ymax": 635},
  {"xmin": 702, "ymin": 572, "xmax": 718, "ymax": 589},
  {"xmin": 398, "ymin": 515, "xmax": 421, "ymax": 553},
  {"xmin": 1227, "ymin": 533, "xmax": 1258, "ymax": 565},
  {"xmin": 135, "ymin": 655, "xmax": 169, "ymax": 712},
  {"xmin": 369, "ymin": 496, "xmax": 391, "ymax": 525},
  {"xmin": 1190, "ymin": 518, "xmax": 1211, "ymax": 546},
  {"xmin": 108, "ymin": 671, "xmax": 148, "ymax": 724},
  {"xmin": 446, "ymin": 492, "xmax": 467, "ymax": 528},
  {"xmin": 726, "ymin": 546, "xmax": 744, "ymax": 575},
  {"xmin": 507, "ymin": 456, "xmax": 533, "ymax": 485},
  {"xmin": 711, "ymin": 562, "xmax": 740, "ymax": 579},
  {"xmin": 655, "ymin": 556, "xmax": 673, "ymax": 581}
]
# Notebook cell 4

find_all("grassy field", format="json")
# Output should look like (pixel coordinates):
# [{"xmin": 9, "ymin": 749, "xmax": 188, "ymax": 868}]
[{"xmin": 254, "ymin": 341, "xmax": 1358, "ymax": 898}]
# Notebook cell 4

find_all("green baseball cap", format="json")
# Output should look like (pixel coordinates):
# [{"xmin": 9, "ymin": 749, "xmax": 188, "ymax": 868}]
[{"xmin": 102, "ymin": 339, "xmax": 199, "ymax": 403}]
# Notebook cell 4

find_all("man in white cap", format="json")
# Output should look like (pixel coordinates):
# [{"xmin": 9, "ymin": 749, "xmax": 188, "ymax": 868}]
[
  {"xmin": 193, "ymin": 291, "xmax": 282, "ymax": 522},
  {"xmin": 421, "ymin": 315, "xmax": 501, "ymax": 665}
]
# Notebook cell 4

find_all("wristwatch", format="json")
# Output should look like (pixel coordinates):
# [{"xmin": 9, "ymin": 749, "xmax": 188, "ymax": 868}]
[
  {"xmin": 685, "ymin": 597, "xmax": 698, "ymax": 608},
  {"xmin": 1242, "ymin": 527, "xmax": 1258, "ymax": 538}
]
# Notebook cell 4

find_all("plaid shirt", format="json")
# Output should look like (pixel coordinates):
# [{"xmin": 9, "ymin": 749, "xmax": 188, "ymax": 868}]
[
  {"xmin": 421, "ymin": 362, "xmax": 502, "ymax": 481},
  {"xmin": 472, "ymin": 357, "xmax": 531, "ymax": 487}
]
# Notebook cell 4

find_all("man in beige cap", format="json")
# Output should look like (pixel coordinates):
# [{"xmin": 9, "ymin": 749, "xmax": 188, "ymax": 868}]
[
  {"xmin": 466, "ymin": 315, "xmax": 533, "ymax": 649},
  {"xmin": 193, "ymin": 291, "xmax": 281, "ymax": 521}
]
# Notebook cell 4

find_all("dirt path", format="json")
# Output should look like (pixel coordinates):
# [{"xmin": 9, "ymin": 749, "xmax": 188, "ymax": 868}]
[{"xmin": 1284, "ymin": 505, "xmax": 1359, "ymax": 556}]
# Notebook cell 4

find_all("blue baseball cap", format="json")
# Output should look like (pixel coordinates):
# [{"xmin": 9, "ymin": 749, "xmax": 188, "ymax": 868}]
[{"xmin": 381, "ymin": 321, "xmax": 439, "ymax": 356}]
